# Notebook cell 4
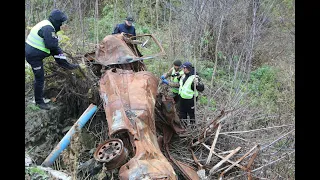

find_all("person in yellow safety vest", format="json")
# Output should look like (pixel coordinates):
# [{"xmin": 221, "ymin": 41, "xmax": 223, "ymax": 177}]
[
  {"xmin": 178, "ymin": 62, "xmax": 204, "ymax": 125},
  {"xmin": 25, "ymin": 9, "xmax": 79, "ymax": 110},
  {"xmin": 160, "ymin": 60, "xmax": 184, "ymax": 103}
]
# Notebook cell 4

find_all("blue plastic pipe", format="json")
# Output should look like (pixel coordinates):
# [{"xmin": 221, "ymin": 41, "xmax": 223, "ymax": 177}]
[{"xmin": 41, "ymin": 103, "xmax": 98, "ymax": 167}]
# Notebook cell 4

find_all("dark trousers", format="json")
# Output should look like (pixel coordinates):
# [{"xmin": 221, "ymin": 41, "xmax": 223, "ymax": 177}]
[
  {"xmin": 179, "ymin": 96, "xmax": 196, "ymax": 124},
  {"xmin": 25, "ymin": 44, "xmax": 47, "ymax": 104}
]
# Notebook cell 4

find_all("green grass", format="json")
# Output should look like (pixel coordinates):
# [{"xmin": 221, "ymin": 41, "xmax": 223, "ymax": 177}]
[
  {"xmin": 248, "ymin": 65, "xmax": 281, "ymax": 112},
  {"xmin": 25, "ymin": 166, "xmax": 49, "ymax": 180},
  {"xmin": 26, "ymin": 104, "xmax": 41, "ymax": 112},
  {"xmin": 199, "ymin": 96, "xmax": 216, "ymax": 111}
]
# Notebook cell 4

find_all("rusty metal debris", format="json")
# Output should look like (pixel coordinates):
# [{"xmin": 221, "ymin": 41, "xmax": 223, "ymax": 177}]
[
  {"xmin": 94, "ymin": 138, "xmax": 128, "ymax": 169},
  {"xmin": 87, "ymin": 33, "xmax": 179, "ymax": 179},
  {"xmin": 94, "ymin": 33, "xmax": 165, "ymax": 66},
  {"xmin": 99, "ymin": 68, "xmax": 177, "ymax": 179},
  {"xmin": 83, "ymin": 33, "xmax": 259, "ymax": 179}
]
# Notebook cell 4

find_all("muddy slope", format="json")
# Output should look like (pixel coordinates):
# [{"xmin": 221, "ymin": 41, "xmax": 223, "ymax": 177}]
[{"xmin": 25, "ymin": 101, "xmax": 73, "ymax": 165}]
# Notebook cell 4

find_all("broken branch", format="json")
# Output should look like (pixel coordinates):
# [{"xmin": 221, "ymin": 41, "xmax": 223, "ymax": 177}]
[
  {"xmin": 206, "ymin": 123, "xmax": 222, "ymax": 165},
  {"xmin": 220, "ymin": 124, "xmax": 294, "ymax": 135},
  {"xmin": 261, "ymin": 129, "xmax": 295, "ymax": 151},
  {"xmin": 219, "ymin": 145, "xmax": 259, "ymax": 178},
  {"xmin": 209, "ymin": 146, "xmax": 241, "ymax": 175},
  {"xmin": 202, "ymin": 143, "xmax": 247, "ymax": 171},
  {"xmin": 226, "ymin": 151, "xmax": 295, "ymax": 180},
  {"xmin": 246, "ymin": 146, "xmax": 260, "ymax": 170}
]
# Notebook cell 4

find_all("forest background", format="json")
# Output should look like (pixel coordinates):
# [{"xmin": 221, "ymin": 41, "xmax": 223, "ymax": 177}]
[{"xmin": 25, "ymin": 0, "xmax": 295, "ymax": 179}]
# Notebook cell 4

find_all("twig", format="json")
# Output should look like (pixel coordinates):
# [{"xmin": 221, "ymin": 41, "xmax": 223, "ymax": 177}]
[
  {"xmin": 246, "ymin": 146, "xmax": 260, "ymax": 171},
  {"xmin": 55, "ymin": 86, "xmax": 65, "ymax": 100},
  {"xmin": 220, "ymin": 145, "xmax": 259, "ymax": 178},
  {"xmin": 220, "ymin": 124, "xmax": 294, "ymax": 135},
  {"xmin": 215, "ymin": 165, "xmax": 231, "ymax": 174},
  {"xmin": 216, "ymin": 107, "xmax": 241, "ymax": 124},
  {"xmin": 206, "ymin": 123, "xmax": 222, "ymax": 165},
  {"xmin": 203, "ymin": 7, "xmax": 224, "ymax": 120},
  {"xmin": 217, "ymin": 150, "xmax": 235, "ymax": 155},
  {"xmin": 202, "ymin": 143, "xmax": 247, "ymax": 171},
  {"xmin": 226, "ymin": 151, "xmax": 295, "ymax": 180},
  {"xmin": 209, "ymin": 147, "xmax": 241, "ymax": 175},
  {"xmin": 261, "ymin": 129, "xmax": 295, "ymax": 151},
  {"xmin": 221, "ymin": 134, "xmax": 249, "ymax": 142},
  {"xmin": 213, "ymin": 81, "xmax": 226, "ymax": 97},
  {"xmin": 27, "ymin": 146, "xmax": 36, "ymax": 154},
  {"xmin": 83, "ymin": 173, "xmax": 91, "ymax": 180}
]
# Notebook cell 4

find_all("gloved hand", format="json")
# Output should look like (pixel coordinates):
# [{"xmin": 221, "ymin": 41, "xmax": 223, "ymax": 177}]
[
  {"xmin": 162, "ymin": 79, "xmax": 169, "ymax": 85},
  {"xmin": 161, "ymin": 75, "xmax": 165, "ymax": 80},
  {"xmin": 54, "ymin": 54, "xmax": 79, "ymax": 70},
  {"xmin": 54, "ymin": 54, "xmax": 67, "ymax": 60},
  {"xmin": 55, "ymin": 58, "xmax": 79, "ymax": 70}
]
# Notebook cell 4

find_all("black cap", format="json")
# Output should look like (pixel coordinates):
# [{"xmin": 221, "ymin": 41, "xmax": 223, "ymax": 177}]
[
  {"xmin": 126, "ymin": 16, "xmax": 134, "ymax": 22},
  {"xmin": 173, "ymin": 60, "xmax": 182, "ymax": 66}
]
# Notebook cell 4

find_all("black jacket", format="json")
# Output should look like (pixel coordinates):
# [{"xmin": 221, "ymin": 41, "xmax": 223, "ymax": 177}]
[
  {"xmin": 112, "ymin": 23, "xmax": 136, "ymax": 36},
  {"xmin": 25, "ymin": 9, "xmax": 67, "ymax": 59}
]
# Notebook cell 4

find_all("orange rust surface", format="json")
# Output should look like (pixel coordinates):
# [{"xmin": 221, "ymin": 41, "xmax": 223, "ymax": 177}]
[
  {"xmin": 94, "ymin": 33, "xmax": 201, "ymax": 179},
  {"xmin": 95, "ymin": 34, "xmax": 138, "ymax": 66},
  {"xmin": 99, "ymin": 69, "xmax": 177, "ymax": 179}
]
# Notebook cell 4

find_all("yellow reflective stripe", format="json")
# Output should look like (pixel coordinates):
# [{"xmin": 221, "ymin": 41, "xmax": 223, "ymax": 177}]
[
  {"xmin": 27, "ymin": 34, "xmax": 45, "ymax": 47},
  {"xmin": 179, "ymin": 75, "xmax": 198, "ymax": 99},
  {"xmin": 26, "ymin": 33, "xmax": 50, "ymax": 53},
  {"xmin": 171, "ymin": 68, "xmax": 176, "ymax": 81},
  {"xmin": 171, "ymin": 87, "xmax": 179, "ymax": 93},
  {"xmin": 28, "ymin": 31, "xmax": 44, "ymax": 42},
  {"xmin": 26, "ymin": 40, "xmax": 50, "ymax": 54},
  {"xmin": 181, "ymin": 88, "xmax": 193, "ymax": 99},
  {"xmin": 179, "ymin": 74, "xmax": 184, "ymax": 94},
  {"xmin": 25, "ymin": 20, "xmax": 54, "ymax": 54}
]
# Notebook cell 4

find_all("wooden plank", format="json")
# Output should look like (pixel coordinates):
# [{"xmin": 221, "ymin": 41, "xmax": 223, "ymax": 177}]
[
  {"xmin": 209, "ymin": 146, "xmax": 241, "ymax": 175},
  {"xmin": 205, "ymin": 123, "xmax": 222, "ymax": 165}
]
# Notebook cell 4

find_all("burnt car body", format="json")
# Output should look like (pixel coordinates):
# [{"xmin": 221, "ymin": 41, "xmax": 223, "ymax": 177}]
[{"xmin": 85, "ymin": 33, "xmax": 199, "ymax": 179}]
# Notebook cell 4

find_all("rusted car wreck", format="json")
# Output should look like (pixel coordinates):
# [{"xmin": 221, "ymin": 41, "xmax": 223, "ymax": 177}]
[
  {"xmin": 40, "ymin": 32, "xmax": 260, "ymax": 179},
  {"xmin": 84, "ymin": 33, "xmax": 199, "ymax": 179}
]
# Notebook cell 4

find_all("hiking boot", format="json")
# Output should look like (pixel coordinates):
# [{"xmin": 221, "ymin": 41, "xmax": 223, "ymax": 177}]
[{"xmin": 36, "ymin": 103, "xmax": 51, "ymax": 110}]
